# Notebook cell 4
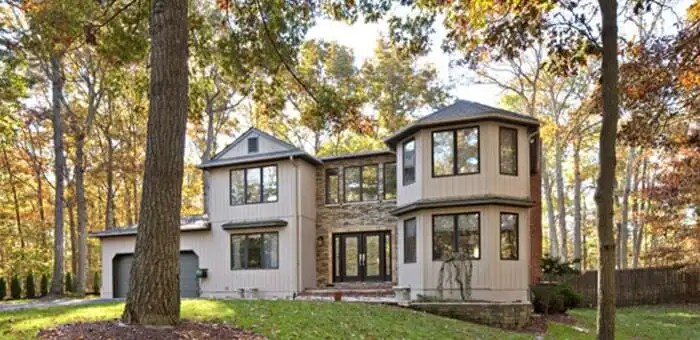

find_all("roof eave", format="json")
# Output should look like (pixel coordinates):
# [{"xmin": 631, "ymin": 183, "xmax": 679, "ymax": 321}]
[{"xmin": 390, "ymin": 196, "xmax": 535, "ymax": 216}]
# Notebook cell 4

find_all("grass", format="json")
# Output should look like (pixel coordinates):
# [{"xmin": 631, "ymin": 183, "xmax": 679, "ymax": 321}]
[
  {"xmin": 546, "ymin": 304, "xmax": 700, "ymax": 339},
  {"xmin": 0, "ymin": 299, "xmax": 525, "ymax": 339},
  {"xmin": 0, "ymin": 300, "xmax": 697, "ymax": 339}
]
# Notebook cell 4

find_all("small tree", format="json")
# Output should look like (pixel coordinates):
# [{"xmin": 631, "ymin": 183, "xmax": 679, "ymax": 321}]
[
  {"xmin": 25, "ymin": 272, "xmax": 36, "ymax": 299},
  {"xmin": 10, "ymin": 275, "xmax": 21, "ymax": 300},
  {"xmin": 65, "ymin": 272, "xmax": 73, "ymax": 293},
  {"xmin": 40, "ymin": 274, "xmax": 49, "ymax": 296},
  {"xmin": 0, "ymin": 277, "xmax": 6, "ymax": 300},
  {"xmin": 93, "ymin": 271, "xmax": 100, "ymax": 295}
]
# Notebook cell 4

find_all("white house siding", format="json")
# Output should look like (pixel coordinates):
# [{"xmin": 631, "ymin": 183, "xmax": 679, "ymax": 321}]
[
  {"xmin": 397, "ymin": 205, "xmax": 530, "ymax": 302},
  {"xmin": 219, "ymin": 132, "xmax": 289, "ymax": 159},
  {"xmin": 396, "ymin": 212, "xmax": 422, "ymax": 291},
  {"xmin": 420, "ymin": 122, "xmax": 531, "ymax": 202},
  {"xmin": 396, "ymin": 134, "xmax": 423, "ymax": 207}
]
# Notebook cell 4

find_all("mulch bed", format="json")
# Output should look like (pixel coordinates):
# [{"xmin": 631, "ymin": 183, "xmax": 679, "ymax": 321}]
[
  {"xmin": 521, "ymin": 313, "xmax": 580, "ymax": 334},
  {"xmin": 37, "ymin": 320, "xmax": 266, "ymax": 339}
]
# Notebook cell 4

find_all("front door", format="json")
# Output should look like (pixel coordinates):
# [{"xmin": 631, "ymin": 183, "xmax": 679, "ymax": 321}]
[{"xmin": 333, "ymin": 231, "xmax": 391, "ymax": 282}]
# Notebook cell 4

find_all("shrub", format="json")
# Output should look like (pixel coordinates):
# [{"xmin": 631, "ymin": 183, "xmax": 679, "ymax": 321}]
[
  {"xmin": 92, "ymin": 271, "xmax": 100, "ymax": 295},
  {"xmin": 0, "ymin": 277, "xmax": 6, "ymax": 300},
  {"xmin": 531, "ymin": 283, "xmax": 581, "ymax": 314},
  {"xmin": 65, "ymin": 272, "xmax": 73, "ymax": 293},
  {"xmin": 25, "ymin": 272, "xmax": 36, "ymax": 299},
  {"xmin": 10, "ymin": 275, "xmax": 22, "ymax": 299},
  {"xmin": 541, "ymin": 255, "xmax": 581, "ymax": 282},
  {"xmin": 40, "ymin": 274, "xmax": 49, "ymax": 296},
  {"xmin": 557, "ymin": 283, "xmax": 583, "ymax": 308}
]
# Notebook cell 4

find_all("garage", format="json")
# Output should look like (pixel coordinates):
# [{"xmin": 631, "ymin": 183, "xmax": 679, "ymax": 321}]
[{"xmin": 112, "ymin": 251, "xmax": 200, "ymax": 298}]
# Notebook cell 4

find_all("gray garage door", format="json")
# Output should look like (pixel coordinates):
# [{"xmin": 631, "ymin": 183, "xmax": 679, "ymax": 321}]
[{"xmin": 113, "ymin": 251, "xmax": 200, "ymax": 298}]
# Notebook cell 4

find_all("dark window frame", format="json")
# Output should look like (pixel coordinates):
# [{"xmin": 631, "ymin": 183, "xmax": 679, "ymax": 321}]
[
  {"xmin": 404, "ymin": 218, "xmax": 417, "ymax": 263},
  {"xmin": 343, "ymin": 164, "xmax": 379, "ymax": 203},
  {"xmin": 247, "ymin": 137, "xmax": 259, "ymax": 153},
  {"xmin": 431, "ymin": 212, "xmax": 481, "ymax": 261},
  {"xmin": 499, "ymin": 212, "xmax": 519, "ymax": 260},
  {"xmin": 229, "ymin": 164, "xmax": 278, "ymax": 206},
  {"xmin": 431, "ymin": 126, "xmax": 480, "ymax": 178},
  {"xmin": 383, "ymin": 162, "xmax": 397, "ymax": 200},
  {"xmin": 499, "ymin": 126, "xmax": 519, "ymax": 176},
  {"xmin": 230, "ymin": 232, "xmax": 279, "ymax": 270},
  {"xmin": 325, "ymin": 168, "xmax": 340, "ymax": 204},
  {"xmin": 402, "ymin": 138, "xmax": 416, "ymax": 186}
]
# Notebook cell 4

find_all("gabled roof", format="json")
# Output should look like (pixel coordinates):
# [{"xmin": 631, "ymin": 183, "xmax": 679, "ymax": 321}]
[
  {"xmin": 199, "ymin": 127, "xmax": 322, "ymax": 169},
  {"xmin": 384, "ymin": 100, "xmax": 539, "ymax": 148}
]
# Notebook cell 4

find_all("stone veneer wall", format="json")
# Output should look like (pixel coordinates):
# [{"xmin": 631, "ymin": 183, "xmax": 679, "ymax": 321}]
[
  {"xmin": 315, "ymin": 153, "xmax": 399, "ymax": 287},
  {"xmin": 409, "ymin": 302, "xmax": 532, "ymax": 329}
]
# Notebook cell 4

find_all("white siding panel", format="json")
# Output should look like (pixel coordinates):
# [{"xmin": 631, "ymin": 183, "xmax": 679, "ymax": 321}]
[
  {"xmin": 220, "ymin": 133, "xmax": 289, "ymax": 159},
  {"xmin": 397, "ymin": 134, "xmax": 422, "ymax": 207}
]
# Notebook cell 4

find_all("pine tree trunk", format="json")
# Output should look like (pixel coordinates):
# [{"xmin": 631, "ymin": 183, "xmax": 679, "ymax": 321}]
[
  {"xmin": 596, "ymin": 0, "xmax": 620, "ymax": 337},
  {"xmin": 74, "ymin": 135, "xmax": 88, "ymax": 295},
  {"xmin": 554, "ymin": 135, "xmax": 568, "ymax": 261},
  {"xmin": 573, "ymin": 141, "xmax": 582, "ymax": 269},
  {"xmin": 49, "ymin": 55, "xmax": 65, "ymax": 296},
  {"xmin": 619, "ymin": 147, "xmax": 635, "ymax": 269},
  {"xmin": 632, "ymin": 158, "xmax": 647, "ymax": 268},
  {"xmin": 105, "ymin": 135, "xmax": 115, "ymax": 230},
  {"xmin": 202, "ymin": 99, "xmax": 214, "ymax": 216},
  {"xmin": 68, "ymin": 202, "xmax": 77, "ymax": 279},
  {"xmin": 543, "ymin": 156, "xmax": 559, "ymax": 258},
  {"xmin": 122, "ymin": 0, "xmax": 189, "ymax": 326}
]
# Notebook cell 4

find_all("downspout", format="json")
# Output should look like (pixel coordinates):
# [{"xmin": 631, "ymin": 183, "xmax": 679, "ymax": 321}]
[{"xmin": 290, "ymin": 156, "xmax": 302, "ymax": 294}]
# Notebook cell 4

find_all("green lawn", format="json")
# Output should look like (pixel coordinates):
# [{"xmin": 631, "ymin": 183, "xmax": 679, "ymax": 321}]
[
  {"xmin": 0, "ymin": 299, "xmax": 524, "ymax": 339},
  {"xmin": 547, "ymin": 304, "xmax": 700, "ymax": 339},
  {"xmin": 0, "ymin": 300, "xmax": 697, "ymax": 339}
]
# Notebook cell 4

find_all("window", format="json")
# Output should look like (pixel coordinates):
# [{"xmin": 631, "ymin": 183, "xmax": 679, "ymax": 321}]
[
  {"xmin": 432, "ymin": 213, "xmax": 480, "ymax": 260},
  {"xmin": 500, "ymin": 127, "xmax": 518, "ymax": 175},
  {"xmin": 500, "ymin": 213, "xmax": 519, "ymax": 260},
  {"xmin": 344, "ymin": 167, "xmax": 361, "ymax": 202},
  {"xmin": 229, "ymin": 165, "xmax": 278, "ymax": 205},
  {"xmin": 343, "ymin": 165, "xmax": 379, "ymax": 202},
  {"xmin": 231, "ymin": 232, "xmax": 279, "ymax": 269},
  {"xmin": 404, "ymin": 218, "xmax": 417, "ymax": 263},
  {"xmin": 383, "ymin": 162, "xmax": 397, "ymax": 200},
  {"xmin": 247, "ymin": 137, "xmax": 259, "ymax": 153},
  {"xmin": 402, "ymin": 139, "xmax": 415, "ymax": 185},
  {"xmin": 326, "ymin": 168, "xmax": 340, "ymax": 204},
  {"xmin": 431, "ymin": 127, "xmax": 479, "ymax": 176}
]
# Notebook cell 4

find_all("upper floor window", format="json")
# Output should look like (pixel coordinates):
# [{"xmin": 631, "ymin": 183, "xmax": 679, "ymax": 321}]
[
  {"xmin": 247, "ymin": 137, "xmax": 259, "ymax": 153},
  {"xmin": 326, "ymin": 168, "xmax": 340, "ymax": 204},
  {"xmin": 404, "ymin": 218, "xmax": 417, "ymax": 263},
  {"xmin": 499, "ymin": 127, "xmax": 518, "ymax": 175},
  {"xmin": 402, "ymin": 139, "xmax": 415, "ymax": 185},
  {"xmin": 229, "ymin": 165, "xmax": 278, "ymax": 205},
  {"xmin": 344, "ymin": 165, "xmax": 378, "ymax": 202},
  {"xmin": 432, "ymin": 212, "xmax": 480, "ymax": 260},
  {"xmin": 500, "ymin": 213, "xmax": 519, "ymax": 260},
  {"xmin": 231, "ymin": 232, "xmax": 278, "ymax": 269},
  {"xmin": 383, "ymin": 162, "xmax": 397, "ymax": 200},
  {"xmin": 432, "ymin": 127, "xmax": 479, "ymax": 177}
]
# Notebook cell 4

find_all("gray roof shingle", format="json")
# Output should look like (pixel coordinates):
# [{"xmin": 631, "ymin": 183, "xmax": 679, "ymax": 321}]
[{"xmin": 384, "ymin": 100, "xmax": 539, "ymax": 148}]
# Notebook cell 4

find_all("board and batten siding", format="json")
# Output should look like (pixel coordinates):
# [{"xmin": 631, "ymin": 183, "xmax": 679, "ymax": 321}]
[
  {"xmin": 397, "ymin": 205, "xmax": 530, "ymax": 302},
  {"xmin": 396, "ymin": 121, "xmax": 531, "ymax": 207},
  {"xmin": 219, "ymin": 132, "xmax": 289, "ymax": 159}
]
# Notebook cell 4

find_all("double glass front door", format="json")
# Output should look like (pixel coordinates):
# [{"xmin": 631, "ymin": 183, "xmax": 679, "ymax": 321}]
[{"xmin": 333, "ymin": 231, "xmax": 391, "ymax": 282}]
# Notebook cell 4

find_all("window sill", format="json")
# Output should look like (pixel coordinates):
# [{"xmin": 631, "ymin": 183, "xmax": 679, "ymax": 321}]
[{"xmin": 230, "ymin": 268, "xmax": 279, "ymax": 271}]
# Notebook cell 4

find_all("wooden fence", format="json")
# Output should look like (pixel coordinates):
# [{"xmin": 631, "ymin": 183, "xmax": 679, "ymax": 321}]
[{"xmin": 566, "ymin": 266, "xmax": 700, "ymax": 307}]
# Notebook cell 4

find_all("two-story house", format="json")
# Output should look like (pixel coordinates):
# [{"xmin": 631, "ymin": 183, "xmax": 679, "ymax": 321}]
[{"xmin": 93, "ymin": 99, "xmax": 541, "ymax": 302}]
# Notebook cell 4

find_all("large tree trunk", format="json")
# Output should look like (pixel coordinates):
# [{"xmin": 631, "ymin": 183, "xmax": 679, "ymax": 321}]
[
  {"xmin": 68, "ymin": 201, "xmax": 77, "ymax": 281},
  {"xmin": 543, "ymin": 156, "xmax": 559, "ymax": 258},
  {"xmin": 49, "ymin": 55, "xmax": 66, "ymax": 296},
  {"xmin": 74, "ymin": 136, "xmax": 88, "ymax": 295},
  {"xmin": 122, "ymin": 0, "xmax": 189, "ymax": 326},
  {"xmin": 573, "ymin": 140, "xmax": 583, "ymax": 269},
  {"xmin": 596, "ymin": 0, "xmax": 620, "ymax": 337},
  {"xmin": 554, "ymin": 135, "xmax": 568, "ymax": 261},
  {"xmin": 619, "ymin": 147, "xmax": 635, "ymax": 269}
]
